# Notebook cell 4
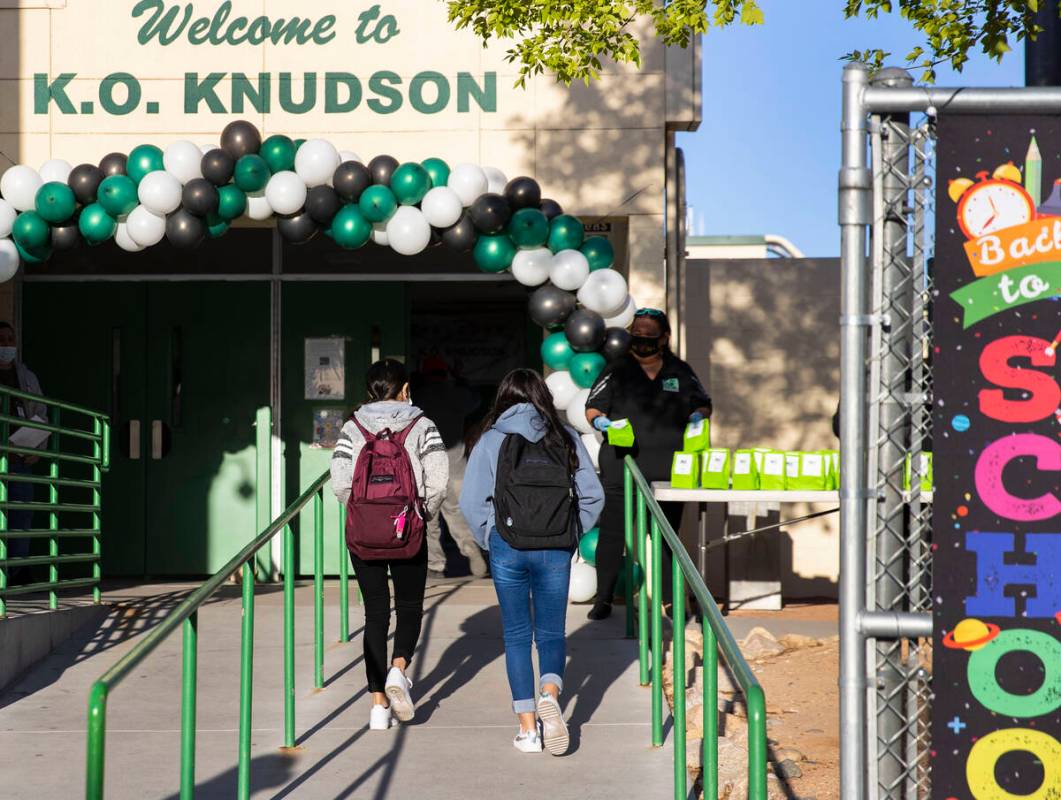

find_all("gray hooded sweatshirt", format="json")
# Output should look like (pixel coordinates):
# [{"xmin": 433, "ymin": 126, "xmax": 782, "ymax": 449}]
[
  {"xmin": 459, "ymin": 403, "xmax": 604, "ymax": 550},
  {"xmin": 329, "ymin": 401, "xmax": 449, "ymax": 519}
]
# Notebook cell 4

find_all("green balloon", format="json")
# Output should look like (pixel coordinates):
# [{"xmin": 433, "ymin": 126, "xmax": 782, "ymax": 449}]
[
  {"xmin": 329, "ymin": 204, "xmax": 372, "ymax": 249},
  {"xmin": 97, "ymin": 175, "xmax": 139, "ymax": 218},
  {"xmin": 578, "ymin": 527, "xmax": 600, "ymax": 566},
  {"xmin": 421, "ymin": 157, "xmax": 450, "ymax": 188},
  {"xmin": 234, "ymin": 154, "xmax": 270, "ymax": 193},
  {"xmin": 294, "ymin": 138, "xmax": 307, "ymax": 151},
  {"xmin": 35, "ymin": 182, "xmax": 77, "ymax": 224},
  {"xmin": 615, "ymin": 559, "xmax": 643, "ymax": 594},
  {"xmin": 260, "ymin": 135, "xmax": 297, "ymax": 174},
  {"xmin": 581, "ymin": 235, "xmax": 615, "ymax": 271},
  {"xmin": 16, "ymin": 240, "xmax": 51, "ymax": 265},
  {"xmin": 508, "ymin": 208, "xmax": 549, "ymax": 249},
  {"xmin": 12, "ymin": 211, "xmax": 51, "ymax": 249},
  {"xmin": 127, "ymin": 144, "xmax": 164, "ymax": 183},
  {"xmin": 78, "ymin": 202, "xmax": 117, "ymax": 245},
  {"xmin": 569, "ymin": 352, "xmax": 606, "ymax": 388},
  {"xmin": 216, "ymin": 185, "xmax": 247, "ymax": 220},
  {"xmin": 206, "ymin": 213, "xmax": 230, "ymax": 239},
  {"xmin": 474, "ymin": 234, "xmax": 516, "ymax": 273},
  {"xmin": 541, "ymin": 332, "xmax": 574, "ymax": 371},
  {"xmin": 548, "ymin": 214, "xmax": 584, "ymax": 252},
  {"xmin": 390, "ymin": 162, "xmax": 431, "ymax": 206},
  {"xmin": 358, "ymin": 185, "xmax": 397, "ymax": 223}
]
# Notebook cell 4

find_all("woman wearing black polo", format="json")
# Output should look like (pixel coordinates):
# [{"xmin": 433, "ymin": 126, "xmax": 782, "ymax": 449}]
[{"xmin": 583, "ymin": 309, "xmax": 711, "ymax": 620}]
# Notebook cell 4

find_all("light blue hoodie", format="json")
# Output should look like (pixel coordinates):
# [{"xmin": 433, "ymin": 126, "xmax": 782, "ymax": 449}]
[{"xmin": 459, "ymin": 403, "xmax": 605, "ymax": 550}]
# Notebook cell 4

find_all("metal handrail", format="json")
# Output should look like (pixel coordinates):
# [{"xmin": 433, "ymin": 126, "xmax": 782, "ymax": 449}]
[{"xmin": 624, "ymin": 456, "xmax": 768, "ymax": 800}]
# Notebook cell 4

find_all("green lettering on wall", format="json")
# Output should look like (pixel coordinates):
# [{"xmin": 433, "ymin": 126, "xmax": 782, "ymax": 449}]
[
  {"xmin": 367, "ymin": 71, "xmax": 402, "ymax": 115},
  {"xmin": 409, "ymin": 72, "xmax": 450, "ymax": 114},
  {"xmin": 245, "ymin": 17, "xmax": 270, "ymax": 45},
  {"xmin": 279, "ymin": 73, "xmax": 316, "ymax": 114},
  {"xmin": 232, "ymin": 72, "xmax": 271, "ymax": 113},
  {"xmin": 34, "ymin": 73, "xmax": 76, "ymax": 115},
  {"xmin": 325, "ymin": 73, "xmax": 362, "ymax": 113},
  {"xmin": 457, "ymin": 72, "xmax": 496, "ymax": 113},
  {"xmin": 99, "ymin": 73, "xmax": 142, "ymax": 115},
  {"xmin": 132, "ymin": 0, "xmax": 192, "ymax": 45},
  {"xmin": 184, "ymin": 72, "xmax": 227, "ymax": 113},
  {"xmin": 187, "ymin": 16, "xmax": 211, "ymax": 45}
]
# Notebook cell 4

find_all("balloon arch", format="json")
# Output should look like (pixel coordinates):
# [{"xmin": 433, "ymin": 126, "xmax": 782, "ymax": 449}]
[{"xmin": 0, "ymin": 120, "xmax": 637, "ymax": 431}]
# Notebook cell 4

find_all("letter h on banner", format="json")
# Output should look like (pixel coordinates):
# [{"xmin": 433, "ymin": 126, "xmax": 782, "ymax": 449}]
[{"xmin": 964, "ymin": 532, "xmax": 1061, "ymax": 617}]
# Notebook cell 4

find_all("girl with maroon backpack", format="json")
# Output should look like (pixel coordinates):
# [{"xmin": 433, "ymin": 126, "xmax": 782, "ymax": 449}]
[{"xmin": 330, "ymin": 359, "xmax": 449, "ymax": 731}]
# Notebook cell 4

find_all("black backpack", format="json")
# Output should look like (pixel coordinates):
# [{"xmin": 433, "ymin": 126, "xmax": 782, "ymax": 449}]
[{"xmin": 493, "ymin": 434, "xmax": 580, "ymax": 550}]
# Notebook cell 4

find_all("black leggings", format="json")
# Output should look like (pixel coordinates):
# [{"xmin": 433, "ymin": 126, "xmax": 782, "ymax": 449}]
[
  {"xmin": 350, "ymin": 543, "xmax": 428, "ymax": 693},
  {"xmin": 595, "ymin": 490, "xmax": 684, "ymax": 605}
]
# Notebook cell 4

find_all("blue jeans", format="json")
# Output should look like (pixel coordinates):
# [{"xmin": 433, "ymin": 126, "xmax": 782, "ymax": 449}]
[
  {"xmin": 4, "ymin": 458, "xmax": 34, "ymax": 561},
  {"xmin": 488, "ymin": 528, "xmax": 572, "ymax": 714}
]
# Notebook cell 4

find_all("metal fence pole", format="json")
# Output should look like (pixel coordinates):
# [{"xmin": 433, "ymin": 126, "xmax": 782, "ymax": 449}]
[
  {"xmin": 282, "ymin": 522, "xmax": 296, "ymax": 748},
  {"xmin": 180, "ymin": 611, "xmax": 198, "ymax": 800},
  {"xmin": 636, "ymin": 490, "xmax": 649, "ymax": 686},
  {"xmin": 623, "ymin": 468, "xmax": 635, "ymax": 639},
  {"xmin": 0, "ymin": 394, "xmax": 9, "ymax": 618},
  {"xmin": 313, "ymin": 490, "xmax": 324, "ymax": 690},
  {"xmin": 650, "ymin": 516, "xmax": 664, "ymax": 748},
  {"xmin": 48, "ymin": 408, "xmax": 60, "ymax": 609},
  {"xmin": 237, "ymin": 562, "xmax": 255, "ymax": 800},
  {"xmin": 338, "ymin": 503, "xmax": 349, "ymax": 642},
  {"xmin": 672, "ymin": 558, "xmax": 686, "ymax": 800}
]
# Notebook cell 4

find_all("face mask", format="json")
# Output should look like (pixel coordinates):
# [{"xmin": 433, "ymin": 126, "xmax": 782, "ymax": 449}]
[
  {"xmin": 630, "ymin": 336, "xmax": 662, "ymax": 357},
  {"xmin": 0, "ymin": 347, "xmax": 16, "ymax": 364}
]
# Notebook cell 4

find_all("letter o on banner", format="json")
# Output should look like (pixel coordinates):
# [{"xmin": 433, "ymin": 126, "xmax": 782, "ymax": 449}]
[
  {"xmin": 967, "ymin": 629, "xmax": 1061, "ymax": 718},
  {"xmin": 966, "ymin": 728, "xmax": 1061, "ymax": 799}
]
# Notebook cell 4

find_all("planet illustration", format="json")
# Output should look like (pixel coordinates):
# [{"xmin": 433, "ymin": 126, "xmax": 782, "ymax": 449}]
[
  {"xmin": 951, "ymin": 414, "xmax": 970, "ymax": 432},
  {"xmin": 943, "ymin": 618, "xmax": 1001, "ymax": 651}
]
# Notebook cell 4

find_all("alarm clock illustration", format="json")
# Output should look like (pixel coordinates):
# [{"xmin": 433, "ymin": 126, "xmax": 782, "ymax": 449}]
[{"xmin": 956, "ymin": 171, "xmax": 1036, "ymax": 239}]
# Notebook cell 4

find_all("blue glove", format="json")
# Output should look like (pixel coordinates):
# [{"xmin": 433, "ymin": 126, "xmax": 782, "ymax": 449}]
[
  {"xmin": 689, "ymin": 411, "xmax": 705, "ymax": 424},
  {"xmin": 592, "ymin": 415, "xmax": 612, "ymax": 432}
]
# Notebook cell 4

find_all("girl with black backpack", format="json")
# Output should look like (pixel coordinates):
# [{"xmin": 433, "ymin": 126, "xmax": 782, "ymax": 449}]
[
  {"xmin": 330, "ymin": 359, "xmax": 449, "ymax": 731},
  {"xmin": 460, "ymin": 369, "xmax": 604, "ymax": 755}
]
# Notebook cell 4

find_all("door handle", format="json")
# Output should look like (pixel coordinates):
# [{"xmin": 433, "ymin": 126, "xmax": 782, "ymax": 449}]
[
  {"xmin": 129, "ymin": 420, "xmax": 140, "ymax": 460},
  {"xmin": 152, "ymin": 420, "xmax": 162, "ymax": 460}
]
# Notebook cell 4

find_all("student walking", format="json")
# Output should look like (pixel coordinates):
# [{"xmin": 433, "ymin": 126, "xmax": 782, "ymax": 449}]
[
  {"xmin": 330, "ymin": 359, "xmax": 448, "ymax": 731},
  {"xmin": 460, "ymin": 369, "xmax": 604, "ymax": 754}
]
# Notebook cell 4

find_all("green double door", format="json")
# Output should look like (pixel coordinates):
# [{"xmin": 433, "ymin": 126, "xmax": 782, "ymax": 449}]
[{"xmin": 23, "ymin": 282, "xmax": 270, "ymax": 576}]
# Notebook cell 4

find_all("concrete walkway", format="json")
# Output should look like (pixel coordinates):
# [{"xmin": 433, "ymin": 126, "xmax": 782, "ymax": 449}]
[{"xmin": 0, "ymin": 579, "xmax": 673, "ymax": 799}]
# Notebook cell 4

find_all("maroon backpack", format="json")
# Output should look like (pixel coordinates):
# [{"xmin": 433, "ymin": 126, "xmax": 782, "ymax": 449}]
[{"xmin": 345, "ymin": 414, "xmax": 426, "ymax": 560}]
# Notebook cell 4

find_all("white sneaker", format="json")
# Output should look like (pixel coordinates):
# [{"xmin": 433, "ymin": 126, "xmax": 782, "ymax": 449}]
[
  {"xmin": 537, "ymin": 693, "xmax": 569, "ymax": 756},
  {"xmin": 385, "ymin": 667, "xmax": 415, "ymax": 722},
  {"xmin": 513, "ymin": 726, "xmax": 543, "ymax": 753},
  {"xmin": 369, "ymin": 703, "xmax": 394, "ymax": 731}
]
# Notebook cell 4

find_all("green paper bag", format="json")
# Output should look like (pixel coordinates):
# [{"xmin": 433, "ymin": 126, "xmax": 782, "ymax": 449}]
[
  {"xmin": 831, "ymin": 450, "xmax": 840, "ymax": 489},
  {"xmin": 784, "ymin": 451, "xmax": 801, "ymax": 489},
  {"xmin": 904, "ymin": 452, "xmax": 933, "ymax": 492},
  {"xmin": 821, "ymin": 450, "xmax": 838, "ymax": 490},
  {"xmin": 670, "ymin": 451, "xmax": 699, "ymax": 489},
  {"xmin": 683, "ymin": 418, "xmax": 711, "ymax": 452},
  {"xmin": 606, "ymin": 418, "xmax": 635, "ymax": 448},
  {"xmin": 700, "ymin": 448, "xmax": 730, "ymax": 489},
  {"xmin": 788, "ymin": 451, "xmax": 828, "ymax": 491},
  {"xmin": 760, "ymin": 450, "xmax": 786, "ymax": 490},
  {"xmin": 751, "ymin": 448, "xmax": 770, "ymax": 474},
  {"xmin": 731, "ymin": 449, "xmax": 759, "ymax": 490}
]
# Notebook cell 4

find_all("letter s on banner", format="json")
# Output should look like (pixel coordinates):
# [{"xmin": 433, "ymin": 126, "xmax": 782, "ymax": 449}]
[
  {"xmin": 978, "ymin": 336, "xmax": 1060, "ymax": 423},
  {"xmin": 974, "ymin": 434, "xmax": 1061, "ymax": 521}
]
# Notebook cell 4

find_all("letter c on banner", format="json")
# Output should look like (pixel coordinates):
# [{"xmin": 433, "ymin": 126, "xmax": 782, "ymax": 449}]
[
  {"xmin": 967, "ymin": 629, "xmax": 1061, "ymax": 717},
  {"xmin": 975, "ymin": 434, "xmax": 1061, "ymax": 521},
  {"xmin": 966, "ymin": 728, "xmax": 1061, "ymax": 799}
]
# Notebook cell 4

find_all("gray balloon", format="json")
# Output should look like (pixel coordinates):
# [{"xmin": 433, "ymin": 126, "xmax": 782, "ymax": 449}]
[
  {"xmin": 528, "ymin": 285, "xmax": 576, "ymax": 329},
  {"xmin": 564, "ymin": 309, "xmax": 606, "ymax": 352},
  {"xmin": 601, "ymin": 327, "xmax": 632, "ymax": 361},
  {"xmin": 166, "ymin": 209, "xmax": 205, "ymax": 250}
]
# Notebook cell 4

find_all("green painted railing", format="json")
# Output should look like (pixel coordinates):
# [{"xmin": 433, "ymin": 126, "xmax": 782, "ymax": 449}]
[
  {"xmin": 624, "ymin": 456, "xmax": 768, "ymax": 800},
  {"xmin": 85, "ymin": 468, "xmax": 355, "ymax": 800},
  {"xmin": 0, "ymin": 384, "xmax": 110, "ymax": 617}
]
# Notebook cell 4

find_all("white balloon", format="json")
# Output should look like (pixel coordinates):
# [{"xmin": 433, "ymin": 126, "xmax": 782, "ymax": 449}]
[
  {"xmin": 577, "ymin": 268, "xmax": 630, "ymax": 317},
  {"xmin": 550, "ymin": 249, "xmax": 590, "ymax": 291},
  {"xmin": 0, "ymin": 199, "xmax": 16, "ymax": 239},
  {"xmin": 339, "ymin": 150, "xmax": 362, "ymax": 164},
  {"xmin": 0, "ymin": 239, "xmax": 20, "ymax": 282},
  {"xmin": 448, "ymin": 163, "xmax": 488, "ymax": 206},
  {"xmin": 566, "ymin": 388, "xmax": 595, "ymax": 434},
  {"xmin": 265, "ymin": 171, "xmax": 307, "ymax": 216},
  {"xmin": 546, "ymin": 370, "xmax": 579, "ymax": 411},
  {"xmin": 138, "ymin": 170, "xmax": 183, "ymax": 215},
  {"xmin": 603, "ymin": 295, "xmax": 637, "ymax": 329},
  {"xmin": 200, "ymin": 144, "xmax": 216, "ymax": 156},
  {"xmin": 511, "ymin": 247, "xmax": 553, "ymax": 287},
  {"xmin": 114, "ymin": 220, "xmax": 144, "ymax": 252},
  {"xmin": 420, "ymin": 186, "xmax": 462, "ymax": 228},
  {"xmin": 1, "ymin": 165, "xmax": 43, "ymax": 212},
  {"xmin": 245, "ymin": 190, "xmax": 274, "ymax": 221},
  {"xmin": 483, "ymin": 166, "xmax": 507, "ymax": 195},
  {"xmin": 386, "ymin": 206, "xmax": 431, "ymax": 256},
  {"xmin": 294, "ymin": 139, "xmax": 340, "ymax": 188},
  {"xmin": 371, "ymin": 222, "xmax": 389, "ymax": 246},
  {"xmin": 568, "ymin": 560, "xmax": 597, "ymax": 603},
  {"xmin": 581, "ymin": 432, "xmax": 602, "ymax": 471},
  {"xmin": 39, "ymin": 159, "xmax": 73, "ymax": 184},
  {"xmin": 163, "ymin": 140, "xmax": 204, "ymax": 184},
  {"xmin": 126, "ymin": 205, "xmax": 167, "ymax": 247}
]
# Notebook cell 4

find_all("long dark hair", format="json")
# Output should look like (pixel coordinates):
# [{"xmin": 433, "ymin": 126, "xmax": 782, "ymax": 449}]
[
  {"xmin": 467, "ymin": 368, "xmax": 580, "ymax": 473},
  {"xmin": 364, "ymin": 358, "xmax": 408, "ymax": 402}
]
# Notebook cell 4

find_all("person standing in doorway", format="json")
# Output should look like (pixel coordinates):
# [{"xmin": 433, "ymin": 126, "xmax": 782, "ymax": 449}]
[
  {"xmin": 330, "ymin": 359, "xmax": 449, "ymax": 731},
  {"xmin": 584, "ymin": 309, "xmax": 711, "ymax": 621},
  {"xmin": 460, "ymin": 369, "xmax": 604, "ymax": 755},
  {"xmin": 412, "ymin": 356, "xmax": 488, "ymax": 578}
]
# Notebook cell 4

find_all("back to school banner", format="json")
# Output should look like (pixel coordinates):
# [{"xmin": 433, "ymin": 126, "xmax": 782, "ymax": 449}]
[{"xmin": 931, "ymin": 115, "xmax": 1061, "ymax": 799}]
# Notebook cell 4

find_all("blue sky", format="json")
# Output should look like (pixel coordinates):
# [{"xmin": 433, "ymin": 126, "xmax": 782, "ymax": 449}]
[{"xmin": 677, "ymin": 0, "xmax": 1025, "ymax": 256}]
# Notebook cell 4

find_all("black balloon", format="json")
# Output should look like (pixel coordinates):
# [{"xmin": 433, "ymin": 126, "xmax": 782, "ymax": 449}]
[
  {"xmin": 166, "ymin": 209, "xmax": 205, "ymax": 250},
  {"xmin": 528, "ymin": 285, "xmax": 577, "ymax": 329},
  {"xmin": 68, "ymin": 164, "xmax": 103, "ymax": 205},
  {"xmin": 98, "ymin": 152, "xmax": 128, "ymax": 178},
  {"xmin": 367, "ymin": 155, "xmax": 399, "ymax": 186},
  {"xmin": 469, "ymin": 192, "xmax": 511, "ymax": 235},
  {"xmin": 429, "ymin": 227, "xmax": 443, "ymax": 248},
  {"xmin": 182, "ymin": 179, "xmax": 219, "ymax": 216},
  {"xmin": 51, "ymin": 218, "xmax": 82, "ymax": 252},
  {"xmin": 601, "ymin": 327, "xmax": 632, "ymax": 361},
  {"xmin": 220, "ymin": 120, "xmax": 262, "ymax": 160},
  {"xmin": 564, "ymin": 309, "xmax": 606, "ymax": 352},
  {"xmin": 441, "ymin": 212, "xmax": 478, "ymax": 253},
  {"xmin": 539, "ymin": 198, "xmax": 564, "ymax": 220},
  {"xmin": 277, "ymin": 211, "xmax": 320, "ymax": 244},
  {"xmin": 201, "ymin": 148, "xmax": 235, "ymax": 186},
  {"xmin": 306, "ymin": 186, "xmax": 341, "ymax": 225},
  {"xmin": 504, "ymin": 177, "xmax": 541, "ymax": 211},
  {"xmin": 333, "ymin": 161, "xmax": 372, "ymax": 202}
]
